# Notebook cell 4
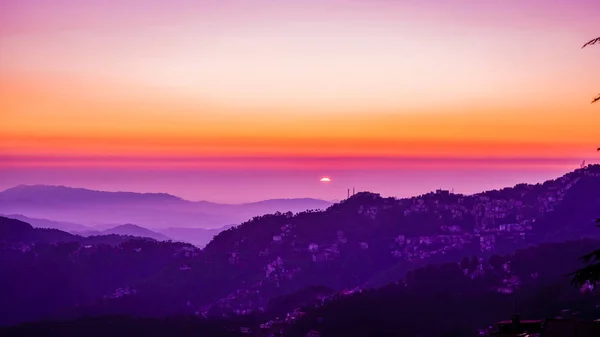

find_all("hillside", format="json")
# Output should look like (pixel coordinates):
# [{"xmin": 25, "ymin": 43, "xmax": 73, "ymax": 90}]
[
  {"xmin": 0, "ymin": 216, "xmax": 78, "ymax": 244},
  {"xmin": 0, "ymin": 218, "xmax": 199, "ymax": 326},
  {"xmin": 1, "ymin": 165, "xmax": 600, "ymax": 328},
  {"xmin": 175, "ymin": 165, "xmax": 600, "ymax": 314},
  {"xmin": 71, "ymin": 166, "xmax": 600, "ymax": 318},
  {"xmin": 0, "ymin": 214, "xmax": 88, "ymax": 232},
  {"xmin": 0, "ymin": 316, "xmax": 244, "ymax": 337},
  {"xmin": 0, "ymin": 216, "xmax": 172, "ymax": 248},
  {"xmin": 0, "ymin": 185, "xmax": 332, "ymax": 228},
  {"xmin": 0, "ymin": 215, "xmax": 231, "ymax": 248},
  {"xmin": 284, "ymin": 240, "xmax": 600, "ymax": 337},
  {"xmin": 78, "ymin": 224, "xmax": 172, "ymax": 242},
  {"xmin": 2, "ymin": 240, "xmax": 600, "ymax": 336}
]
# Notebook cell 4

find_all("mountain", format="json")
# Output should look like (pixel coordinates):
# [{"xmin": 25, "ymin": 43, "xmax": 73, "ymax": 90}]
[
  {"xmin": 0, "ymin": 219, "xmax": 199, "ymax": 326},
  {"xmin": 157, "ymin": 225, "xmax": 233, "ymax": 248},
  {"xmin": 0, "ymin": 185, "xmax": 332, "ymax": 229},
  {"xmin": 2, "ymin": 165, "xmax": 600, "ymax": 328},
  {"xmin": 0, "ymin": 214, "xmax": 236, "ymax": 249},
  {"xmin": 0, "ymin": 185, "xmax": 183, "ymax": 204},
  {"xmin": 77, "ymin": 224, "xmax": 172, "ymax": 242},
  {"xmin": 159, "ymin": 164, "xmax": 600, "ymax": 315},
  {"xmin": 0, "ymin": 216, "xmax": 158, "ymax": 247},
  {"xmin": 1, "ymin": 214, "xmax": 88, "ymax": 232}
]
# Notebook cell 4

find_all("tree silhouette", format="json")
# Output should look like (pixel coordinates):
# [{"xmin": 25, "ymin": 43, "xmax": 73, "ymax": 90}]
[
  {"xmin": 582, "ymin": 37, "xmax": 600, "ymax": 104},
  {"xmin": 570, "ymin": 37, "xmax": 600, "ymax": 287}
]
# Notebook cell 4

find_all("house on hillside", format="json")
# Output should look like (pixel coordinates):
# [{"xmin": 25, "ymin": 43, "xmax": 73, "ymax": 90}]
[
  {"xmin": 259, "ymin": 318, "xmax": 286, "ymax": 337},
  {"xmin": 305, "ymin": 330, "xmax": 321, "ymax": 337}
]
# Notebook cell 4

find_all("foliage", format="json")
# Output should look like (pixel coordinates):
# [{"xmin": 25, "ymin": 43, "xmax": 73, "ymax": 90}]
[
  {"xmin": 286, "ymin": 240, "xmax": 600, "ymax": 337},
  {"xmin": 570, "ymin": 219, "xmax": 600, "ymax": 287},
  {"xmin": 3, "ymin": 240, "xmax": 600, "ymax": 337},
  {"xmin": 570, "ymin": 37, "xmax": 600, "ymax": 287},
  {"xmin": 0, "ymin": 316, "xmax": 244, "ymax": 337},
  {"xmin": 582, "ymin": 37, "xmax": 600, "ymax": 104}
]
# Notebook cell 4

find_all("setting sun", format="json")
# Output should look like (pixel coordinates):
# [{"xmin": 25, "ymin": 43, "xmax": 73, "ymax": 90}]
[{"xmin": 320, "ymin": 177, "xmax": 331, "ymax": 182}]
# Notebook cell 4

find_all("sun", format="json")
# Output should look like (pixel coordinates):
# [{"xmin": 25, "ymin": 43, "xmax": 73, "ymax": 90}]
[{"xmin": 320, "ymin": 177, "xmax": 331, "ymax": 182}]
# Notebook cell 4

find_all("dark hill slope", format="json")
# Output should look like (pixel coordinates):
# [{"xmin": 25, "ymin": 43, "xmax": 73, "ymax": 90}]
[
  {"xmin": 0, "ymin": 216, "xmax": 160, "ymax": 246},
  {"xmin": 286, "ymin": 240, "xmax": 600, "ymax": 337},
  {"xmin": 187, "ymin": 165, "xmax": 600, "ymax": 313}
]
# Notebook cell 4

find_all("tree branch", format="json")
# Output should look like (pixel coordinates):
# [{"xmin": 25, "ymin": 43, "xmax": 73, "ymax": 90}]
[
  {"xmin": 582, "ymin": 37, "xmax": 600, "ymax": 49},
  {"xmin": 569, "ymin": 263, "xmax": 600, "ymax": 286}
]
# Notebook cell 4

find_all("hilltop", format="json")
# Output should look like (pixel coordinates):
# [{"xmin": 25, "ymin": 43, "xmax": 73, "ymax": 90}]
[{"xmin": 0, "ymin": 214, "xmax": 88, "ymax": 232}]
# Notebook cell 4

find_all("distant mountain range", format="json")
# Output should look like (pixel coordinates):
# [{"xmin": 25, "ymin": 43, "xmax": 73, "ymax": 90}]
[
  {"xmin": 0, "ymin": 185, "xmax": 332, "ymax": 229},
  {"xmin": 0, "ymin": 216, "xmax": 160, "ymax": 246},
  {"xmin": 1, "ymin": 214, "xmax": 234, "ymax": 248}
]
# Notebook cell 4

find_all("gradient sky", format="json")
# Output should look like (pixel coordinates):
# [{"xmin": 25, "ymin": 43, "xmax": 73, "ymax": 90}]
[{"xmin": 1, "ymin": 0, "xmax": 599, "ymax": 202}]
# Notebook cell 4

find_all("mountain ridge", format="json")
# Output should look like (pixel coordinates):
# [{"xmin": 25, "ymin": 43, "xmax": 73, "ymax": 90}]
[
  {"xmin": 0, "ymin": 185, "xmax": 332, "ymax": 229},
  {"xmin": 0, "ymin": 216, "xmax": 164, "ymax": 246},
  {"xmin": 0, "ymin": 184, "xmax": 329, "ymax": 206}
]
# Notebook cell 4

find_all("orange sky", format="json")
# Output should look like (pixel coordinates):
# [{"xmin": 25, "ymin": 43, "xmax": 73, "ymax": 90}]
[{"xmin": 1, "ymin": 70, "xmax": 598, "ymax": 160}]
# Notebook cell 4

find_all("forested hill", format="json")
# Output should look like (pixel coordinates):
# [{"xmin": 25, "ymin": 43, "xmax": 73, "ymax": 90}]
[
  {"xmin": 284, "ymin": 239, "xmax": 600, "ymax": 337},
  {"xmin": 2, "ymin": 165, "xmax": 600, "ymax": 328},
  {"xmin": 0, "ymin": 216, "xmax": 161, "ymax": 246},
  {"xmin": 189, "ymin": 165, "xmax": 600, "ymax": 313},
  {"xmin": 2, "ymin": 240, "xmax": 599, "ymax": 337}
]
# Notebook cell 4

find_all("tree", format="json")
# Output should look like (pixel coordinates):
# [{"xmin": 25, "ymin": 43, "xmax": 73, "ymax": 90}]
[
  {"xmin": 570, "ymin": 37, "xmax": 600, "ymax": 287},
  {"xmin": 582, "ymin": 37, "xmax": 600, "ymax": 104}
]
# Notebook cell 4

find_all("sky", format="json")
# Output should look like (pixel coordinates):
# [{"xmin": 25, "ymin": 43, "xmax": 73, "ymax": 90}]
[{"xmin": 1, "ymin": 0, "xmax": 599, "ymax": 203}]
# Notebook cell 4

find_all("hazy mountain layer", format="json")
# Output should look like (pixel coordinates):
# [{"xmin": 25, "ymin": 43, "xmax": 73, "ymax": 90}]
[{"xmin": 0, "ymin": 185, "xmax": 331, "ymax": 229}]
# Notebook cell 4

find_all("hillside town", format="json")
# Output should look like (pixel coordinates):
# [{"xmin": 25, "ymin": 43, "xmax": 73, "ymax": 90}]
[{"xmin": 193, "ymin": 165, "xmax": 600, "ymax": 324}]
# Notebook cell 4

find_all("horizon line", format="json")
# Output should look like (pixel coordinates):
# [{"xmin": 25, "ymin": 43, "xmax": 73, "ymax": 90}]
[{"xmin": 3, "ymin": 163, "xmax": 595, "ymax": 204}]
